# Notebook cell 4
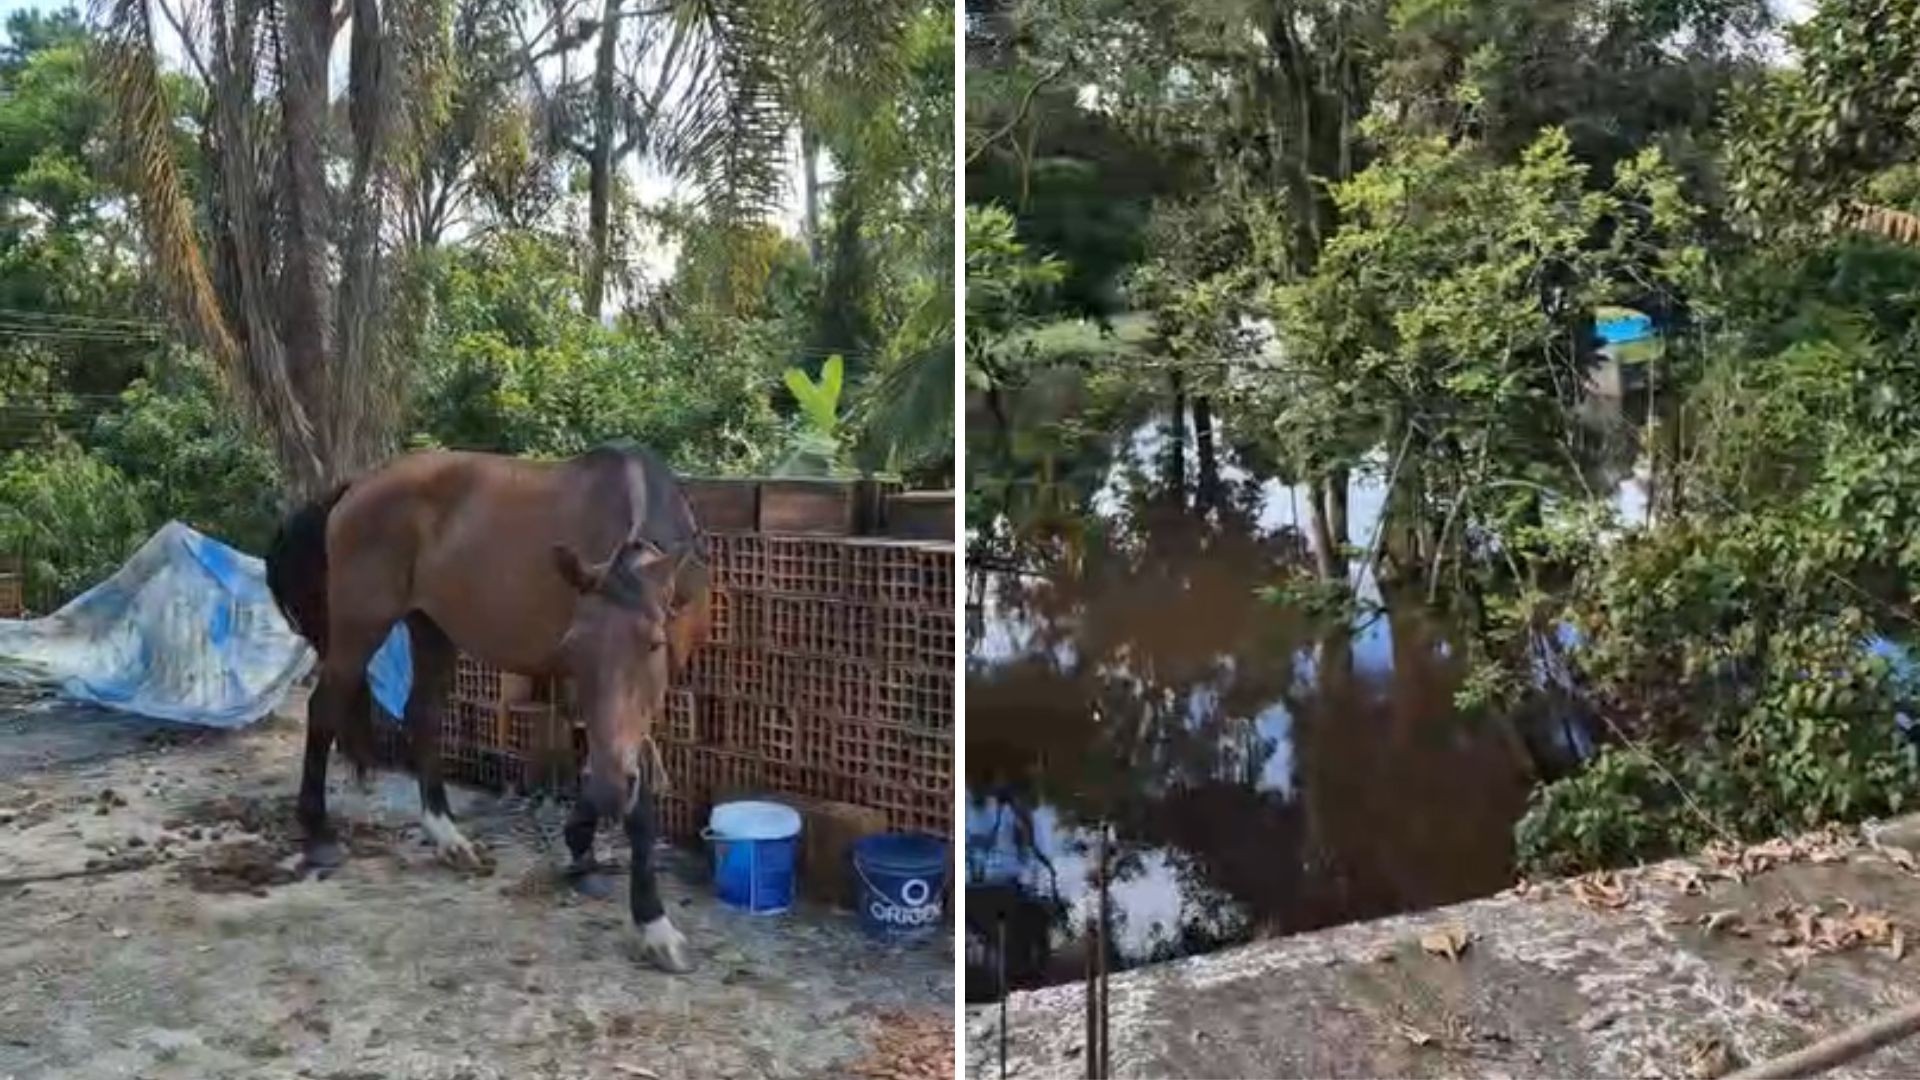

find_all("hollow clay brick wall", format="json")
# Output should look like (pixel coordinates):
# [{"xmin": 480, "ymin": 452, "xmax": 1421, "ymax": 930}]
[{"xmin": 372, "ymin": 484, "xmax": 955, "ymax": 842}]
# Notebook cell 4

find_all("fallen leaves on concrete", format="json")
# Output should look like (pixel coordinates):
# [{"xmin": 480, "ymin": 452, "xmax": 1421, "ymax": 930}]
[
  {"xmin": 1418, "ymin": 925, "xmax": 1470, "ymax": 961},
  {"xmin": 1693, "ymin": 897, "xmax": 1905, "ymax": 959},
  {"xmin": 1699, "ymin": 909, "xmax": 1748, "ymax": 937},
  {"xmin": 1683, "ymin": 1034, "xmax": 1735, "ymax": 1079},
  {"xmin": 1761, "ymin": 899, "xmax": 1903, "ymax": 958},
  {"xmin": 848, "ymin": 1009, "xmax": 952, "ymax": 1080},
  {"xmin": 1571, "ymin": 871, "xmax": 1634, "ymax": 910},
  {"xmin": 1703, "ymin": 825, "xmax": 1857, "ymax": 881}
]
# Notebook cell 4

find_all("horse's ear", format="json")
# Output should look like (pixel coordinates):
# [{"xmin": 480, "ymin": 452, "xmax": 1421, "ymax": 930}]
[
  {"xmin": 669, "ymin": 550, "xmax": 708, "ymax": 612},
  {"xmin": 552, "ymin": 544, "xmax": 601, "ymax": 594}
]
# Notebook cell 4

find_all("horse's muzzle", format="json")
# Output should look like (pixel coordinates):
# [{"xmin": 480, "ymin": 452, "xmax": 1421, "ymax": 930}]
[{"xmin": 584, "ymin": 769, "xmax": 637, "ymax": 820}]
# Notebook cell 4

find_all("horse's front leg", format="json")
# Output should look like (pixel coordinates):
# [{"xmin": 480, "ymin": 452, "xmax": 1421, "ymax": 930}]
[
  {"xmin": 624, "ymin": 789, "xmax": 693, "ymax": 973},
  {"xmin": 563, "ymin": 796, "xmax": 618, "ymax": 900}
]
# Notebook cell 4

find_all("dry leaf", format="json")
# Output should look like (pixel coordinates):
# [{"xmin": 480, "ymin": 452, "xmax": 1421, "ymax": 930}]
[
  {"xmin": 612, "ymin": 1068, "xmax": 661, "ymax": 1080},
  {"xmin": 1700, "ymin": 910, "xmax": 1746, "ymax": 936},
  {"xmin": 1396, "ymin": 1022, "xmax": 1434, "ymax": 1047},
  {"xmin": 1893, "ymin": 928, "xmax": 1908, "ymax": 961},
  {"xmin": 1685, "ymin": 1036, "xmax": 1733, "ymax": 1079},
  {"xmin": 1571, "ymin": 871, "xmax": 1632, "ymax": 910},
  {"xmin": 1654, "ymin": 864, "xmax": 1708, "ymax": 896},
  {"xmin": 1419, "ymin": 925, "xmax": 1470, "ymax": 961}
]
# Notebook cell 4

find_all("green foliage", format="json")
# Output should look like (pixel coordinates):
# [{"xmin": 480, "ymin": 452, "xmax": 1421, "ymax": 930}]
[
  {"xmin": 1503, "ymin": 238, "xmax": 1920, "ymax": 875},
  {"xmin": 91, "ymin": 355, "xmax": 283, "ymax": 553},
  {"xmin": 1724, "ymin": 0, "xmax": 1920, "ymax": 234},
  {"xmin": 0, "ymin": 439, "xmax": 153, "ymax": 608},
  {"xmin": 966, "ymin": 204, "xmax": 1067, "ymax": 394},
  {"xmin": 407, "ymin": 231, "xmax": 785, "ymax": 474},
  {"xmin": 776, "ymin": 355, "xmax": 851, "ymax": 477}
]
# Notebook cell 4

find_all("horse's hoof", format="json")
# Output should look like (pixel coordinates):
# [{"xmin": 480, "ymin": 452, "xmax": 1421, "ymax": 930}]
[
  {"xmin": 422, "ymin": 811, "xmax": 482, "ymax": 869},
  {"xmin": 571, "ymin": 872, "xmax": 617, "ymax": 901},
  {"xmin": 434, "ymin": 838, "xmax": 483, "ymax": 869},
  {"xmin": 301, "ymin": 840, "xmax": 345, "ymax": 872},
  {"xmin": 638, "ymin": 916, "xmax": 694, "ymax": 974}
]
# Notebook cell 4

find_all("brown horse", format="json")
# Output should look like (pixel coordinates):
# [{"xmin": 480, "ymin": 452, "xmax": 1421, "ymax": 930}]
[{"xmin": 265, "ymin": 443, "xmax": 711, "ymax": 972}]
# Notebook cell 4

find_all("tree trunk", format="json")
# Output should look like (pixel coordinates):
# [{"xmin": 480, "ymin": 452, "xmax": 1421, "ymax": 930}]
[
  {"xmin": 1166, "ymin": 370, "xmax": 1188, "ymax": 505},
  {"xmin": 802, "ymin": 124, "xmax": 822, "ymax": 263},
  {"xmin": 1194, "ymin": 394, "xmax": 1220, "ymax": 510},
  {"xmin": 583, "ymin": 0, "xmax": 622, "ymax": 320},
  {"xmin": 1323, "ymin": 467, "xmax": 1350, "ymax": 579},
  {"xmin": 279, "ymin": 0, "xmax": 337, "ymax": 475},
  {"xmin": 1306, "ymin": 477, "xmax": 1339, "ymax": 581}
]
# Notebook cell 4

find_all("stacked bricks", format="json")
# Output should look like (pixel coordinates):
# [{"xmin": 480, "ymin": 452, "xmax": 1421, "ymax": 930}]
[
  {"xmin": 371, "ymin": 661, "xmax": 573, "ymax": 797},
  {"xmin": 377, "ymin": 486, "xmax": 956, "ymax": 848},
  {"xmin": 654, "ymin": 532, "xmax": 955, "ymax": 842}
]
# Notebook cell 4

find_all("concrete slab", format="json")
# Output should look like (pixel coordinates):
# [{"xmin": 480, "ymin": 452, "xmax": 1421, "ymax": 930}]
[{"xmin": 968, "ymin": 825, "xmax": 1920, "ymax": 1078}]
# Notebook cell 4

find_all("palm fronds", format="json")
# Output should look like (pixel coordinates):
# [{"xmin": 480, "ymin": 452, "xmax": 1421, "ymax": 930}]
[{"xmin": 655, "ymin": 0, "xmax": 790, "ymax": 223}]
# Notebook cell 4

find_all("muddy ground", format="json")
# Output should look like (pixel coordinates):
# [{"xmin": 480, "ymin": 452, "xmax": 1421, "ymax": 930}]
[{"xmin": 0, "ymin": 692, "xmax": 951, "ymax": 1080}]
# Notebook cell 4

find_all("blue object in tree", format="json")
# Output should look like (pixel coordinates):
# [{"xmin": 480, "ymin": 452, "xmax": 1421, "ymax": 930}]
[{"xmin": 1596, "ymin": 311, "xmax": 1654, "ymax": 345}]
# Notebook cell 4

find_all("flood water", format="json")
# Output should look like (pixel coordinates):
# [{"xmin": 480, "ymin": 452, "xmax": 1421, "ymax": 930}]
[{"xmin": 964, "ymin": 389, "xmax": 1637, "ymax": 999}]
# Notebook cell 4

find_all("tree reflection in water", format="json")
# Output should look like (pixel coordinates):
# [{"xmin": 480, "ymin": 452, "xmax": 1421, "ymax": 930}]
[{"xmin": 966, "ymin": 401, "xmax": 1540, "ymax": 997}]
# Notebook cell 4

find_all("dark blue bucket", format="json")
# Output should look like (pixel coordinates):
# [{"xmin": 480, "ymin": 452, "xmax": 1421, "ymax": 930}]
[
  {"xmin": 705, "ymin": 801, "xmax": 800, "ymax": 915},
  {"xmin": 852, "ymin": 832, "xmax": 948, "ymax": 939}
]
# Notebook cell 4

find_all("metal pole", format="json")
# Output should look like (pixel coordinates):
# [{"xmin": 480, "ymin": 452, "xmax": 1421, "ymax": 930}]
[
  {"xmin": 1085, "ymin": 903, "xmax": 1099, "ymax": 1080},
  {"xmin": 999, "ymin": 913, "xmax": 1009, "ymax": 1080},
  {"xmin": 1098, "ymin": 824, "xmax": 1111, "ymax": 1080}
]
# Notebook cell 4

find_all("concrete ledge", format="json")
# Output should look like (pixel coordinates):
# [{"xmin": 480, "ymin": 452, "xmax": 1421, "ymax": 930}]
[{"xmin": 968, "ymin": 819, "xmax": 1920, "ymax": 1078}]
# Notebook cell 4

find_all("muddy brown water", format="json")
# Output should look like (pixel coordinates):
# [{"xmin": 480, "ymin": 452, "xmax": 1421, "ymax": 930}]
[{"xmin": 964, "ymin": 402, "xmax": 1624, "ymax": 998}]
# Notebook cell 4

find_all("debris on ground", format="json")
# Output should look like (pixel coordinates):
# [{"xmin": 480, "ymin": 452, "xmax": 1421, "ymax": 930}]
[
  {"xmin": 1682, "ymin": 1034, "xmax": 1736, "ymax": 1079},
  {"xmin": 1703, "ymin": 825, "xmax": 1857, "ymax": 880},
  {"xmin": 1418, "ymin": 925, "xmax": 1470, "ymax": 961},
  {"xmin": 849, "ymin": 1010, "xmax": 954, "ymax": 1080},
  {"xmin": 179, "ymin": 838, "xmax": 300, "ymax": 894},
  {"xmin": 1570, "ymin": 871, "xmax": 1634, "ymax": 910},
  {"xmin": 1759, "ymin": 898, "xmax": 1904, "ymax": 959}
]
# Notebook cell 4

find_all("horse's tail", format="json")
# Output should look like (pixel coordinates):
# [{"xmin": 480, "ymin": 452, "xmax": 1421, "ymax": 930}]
[
  {"xmin": 266, "ymin": 483, "xmax": 377, "ymax": 774},
  {"xmin": 265, "ymin": 484, "xmax": 349, "ymax": 655}
]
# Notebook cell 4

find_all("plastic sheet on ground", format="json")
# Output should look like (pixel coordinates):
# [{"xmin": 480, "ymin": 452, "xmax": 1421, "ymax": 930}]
[{"xmin": 0, "ymin": 521, "xmax": 410, "ymax": 728}]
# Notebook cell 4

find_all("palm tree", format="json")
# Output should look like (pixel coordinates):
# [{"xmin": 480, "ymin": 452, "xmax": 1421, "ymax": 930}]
[{"xmin": 96, "ymin": 0, "xmax": 925, "ymax": 493}]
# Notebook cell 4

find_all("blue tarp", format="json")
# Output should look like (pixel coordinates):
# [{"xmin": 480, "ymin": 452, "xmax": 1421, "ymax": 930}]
[{"xmin": 0, "ymin": 521, "xmax": 411, "ymax": 727}]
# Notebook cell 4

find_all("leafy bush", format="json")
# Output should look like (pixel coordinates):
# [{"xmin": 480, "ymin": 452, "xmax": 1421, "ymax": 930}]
[
  {"xmin": 0, "ymin": 438, "xmax": 153, "ymax": 609},
  {"xmin": 91, "ymin": 354, "xmax": 283, "ymax": 553},
  {"xmin": 409, "ymin": 233, "xmax": 786, "ymax": 474},
  {"xmin": 1506, "ymin": 241, "xmax": 1920, "ymax": 875}
]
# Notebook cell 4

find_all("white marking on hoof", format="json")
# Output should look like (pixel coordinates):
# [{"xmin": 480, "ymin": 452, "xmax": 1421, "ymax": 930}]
[
  {"xmin": 422, "ymin": 810, "xmax": 479, "ymax": 867},
  {"xmin": 639, "ymin": 916, "xmax": 694, "ymax": 974}
]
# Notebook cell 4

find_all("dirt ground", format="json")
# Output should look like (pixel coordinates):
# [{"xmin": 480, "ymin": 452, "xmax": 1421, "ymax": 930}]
[{"xmin": 0, "ymin": 692, "xmax": 952, "ymax": 1080}]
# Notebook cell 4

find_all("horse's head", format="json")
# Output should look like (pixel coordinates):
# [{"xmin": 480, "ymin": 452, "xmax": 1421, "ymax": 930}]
[{"xmin": 552, "ymin": 537, "xmax": 683, "ymax": 818}]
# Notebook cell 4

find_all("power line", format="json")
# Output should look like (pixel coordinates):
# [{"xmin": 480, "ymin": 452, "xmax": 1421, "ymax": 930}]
[{"xmin": 0, "ymin": 308, "xmax": 167, "ymax": 330}]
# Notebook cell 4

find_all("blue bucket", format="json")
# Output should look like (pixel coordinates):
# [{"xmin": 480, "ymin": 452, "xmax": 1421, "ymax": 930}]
[
  {"xmin": 705, "ymin": 801, "xmax": 800, "ymax": 915},
  {"xmin": 852, "ymin": 832, "xmax": 949, "ymax": 939}
]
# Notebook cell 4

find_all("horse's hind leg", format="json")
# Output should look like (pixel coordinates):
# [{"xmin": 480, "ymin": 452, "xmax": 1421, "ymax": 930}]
[
  {"xmin": 402, "ymin": 611, "xmax": 480, "ymax": 868},
  {"xmin": 297, "ymin": 683, "xmax": 344, "ymax": 870},
  {"xmin": 625, "ymin": 786, "xmax": 692, "ymax": 972},
  {"xmin": 299, "ymin": 620, "xmax": 388, "ymax": 869}
]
